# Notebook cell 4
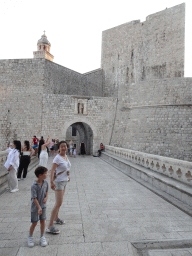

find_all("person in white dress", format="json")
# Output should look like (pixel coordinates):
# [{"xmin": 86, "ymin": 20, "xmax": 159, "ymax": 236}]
[
  {"xmin": 39, "ymin": 136, "xmax": 50, "ymax": 168},
  {"xmin": 4, "ymin": 140, "xmax": 21, "ymax": 193}
]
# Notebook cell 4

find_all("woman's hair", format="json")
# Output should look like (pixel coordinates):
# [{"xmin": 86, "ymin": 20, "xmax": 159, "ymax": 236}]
[
  {"xmin": 38, "ymin": 139, "xmax": 44, "ymax": 158},
  {"xmin": 58, "ymin": 140, "xmax": 68, "ymax": 148},
  {"xmin": 24, "ymin": 140, "xmax": 30, "ymax": 151},
  {"xmin": 13, "ymin": 140, "xmax": 21, "ymax": 153}
]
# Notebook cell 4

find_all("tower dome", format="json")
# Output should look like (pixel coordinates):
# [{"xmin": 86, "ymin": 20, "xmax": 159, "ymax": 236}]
[
  {"xmin": 37, "ymin": 34, "xmax": 51, "ymax": 46},
  {"xmin": 33, "ymin": 31, "xmax": 54, "ymax": 62}
]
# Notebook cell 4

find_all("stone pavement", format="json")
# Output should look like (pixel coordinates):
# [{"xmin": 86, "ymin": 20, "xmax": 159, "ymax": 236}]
[{"xmin": 0, "ymin": 156, "xmax": 192, "ymax": 256}]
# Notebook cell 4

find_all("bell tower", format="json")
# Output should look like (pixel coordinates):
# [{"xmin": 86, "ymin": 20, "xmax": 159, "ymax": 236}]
[{"xmin": 33, "ymin": 31, "xmax": 54, "ymax": 62}]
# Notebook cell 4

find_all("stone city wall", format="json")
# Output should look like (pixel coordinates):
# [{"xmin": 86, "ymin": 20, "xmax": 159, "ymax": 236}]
[
  {"xmin": 83, "ymin": 69, "xmax": 104, "ymax": 97},
  {"xmin": 109, "ymin": 77, "xmax": 192, "ymax": 161},
  {"xmin": 44, "ymin": 60, "xmax": 103, "ymax": 97},
  {"xmin": 0, "ymin": 59, "xmax": 44, "ymax": 149},
  {"xmin": 0, "ymin": 58, "xmax": 104, "ymax": 150},
  {"xmin": 119, "ymin": 78, "xmax": 192, "ymax": 108},
  {"xmin": 101, "ymin": 3, "xmax": 185, "ymax": 97}
]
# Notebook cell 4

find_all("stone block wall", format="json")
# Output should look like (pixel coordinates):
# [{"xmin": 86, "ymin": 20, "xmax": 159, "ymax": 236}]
[
  {"xmin": 0, "ymin": 58, "xmax": 103, "ymax": 150},
  {"xmin": 110, "ymin": 78, "xmax": 192, "ymax": 161},
  {"xmin": 44, "ymin": 61, "xmax": 103, "ymax": 97},
  {"xmin": 41, "ymin": 94, "xmax": 117, "ymax": 153},
  {"xmin": 44, "ymin": 60, "xmax": 84, "ymax": 95},
  {"xmin": 83, "ymin": 69, "xmax": 103, "ymax": 97},
  {"xmin": 101, "ymin": 3, "xmax": 185, "ymax": 97},
  {"xmin": 0, "ymin": 59, "xmax": 44, "ymax": 149}
]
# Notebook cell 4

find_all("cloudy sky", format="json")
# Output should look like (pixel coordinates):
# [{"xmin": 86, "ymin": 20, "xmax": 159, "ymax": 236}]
[{"xmin": 0, "ymin": 0, "xmax": 191, "ymax": 76}]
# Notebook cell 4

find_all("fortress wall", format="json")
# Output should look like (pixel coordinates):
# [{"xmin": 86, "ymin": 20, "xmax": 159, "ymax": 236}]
[
  {"xmin": 101, "ymin": 3, "xmax": 185, "ymax": 97},
  {"xmin": 44, "ymin": 61, "xmax": 103, "ymax": 97},
  {"xmin": 0, "ymin": 59, "xmax": 45, "ymax": 149},
  {"xmin": 83, "ymin": 69, "xmax": 103, "ymax": 97},
  {"xmin": 119, "ymin": 78, "xmax": 192, "ymax": 107},
  {"xmin": 41, "ymin": 94, "xmax": 117, "ymax": 152},
  {"xmin": 44, "ymin": 60, "xmax": 85, "ymax": 95},
  {"xmin": 110, "ymin": 77, "xmax": 192, "ymax": 161}
]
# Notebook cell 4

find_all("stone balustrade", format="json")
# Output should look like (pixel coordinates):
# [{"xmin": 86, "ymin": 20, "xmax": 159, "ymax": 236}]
[
  {"xmin": 105, "ymin": 145, "xmax": 192, "ymax": 186},
  {"xmin": 0, "ymin": 150, "xmax": 8, "ymax": 194}
]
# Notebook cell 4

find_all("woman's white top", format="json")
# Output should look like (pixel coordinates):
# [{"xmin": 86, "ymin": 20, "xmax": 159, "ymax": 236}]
[
  {"xmin": 23, "ymin": 151, "xmax": 31, "ymax": 156},
  {"xmin": 40, "ymin": 148, "xmax": 48, "ymax": 154},
  {"xmin": 39, "ymin": 149, "xmax": 48, "ymax": 168},
  {"xmin": 4, "ymin": 148, "xmax": 20, "ymax": 171},
  {"xmin": 53, "ymin": 154, "xmax": 71, "ymax": 182}
]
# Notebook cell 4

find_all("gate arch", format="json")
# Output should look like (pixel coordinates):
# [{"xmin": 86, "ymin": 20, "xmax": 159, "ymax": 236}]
[{"xmin": 62, "ymin": 118, "xmax": 98, "ymax": 155}]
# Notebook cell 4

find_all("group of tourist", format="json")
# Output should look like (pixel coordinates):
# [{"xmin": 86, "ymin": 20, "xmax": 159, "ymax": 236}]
[
  {"xmin": 4, "ymin": 139, "xmax": 71, "ymax": 247},
  {"xmin": 49, "ymin": 139, "xmax": 59, "ymax": 156},
  {"xmin": 4, "ymin": 138, "xmax": 104, "ymax": 248},
  {"xmin": 4, "ymin": 136, "xmax": 50, "ymax": 193}
]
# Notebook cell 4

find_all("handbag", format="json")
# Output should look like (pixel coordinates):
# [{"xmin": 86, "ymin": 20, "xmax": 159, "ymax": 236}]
[{"xmin": 53, "ymin": 170, "xmax": 65, "ymax": 181}]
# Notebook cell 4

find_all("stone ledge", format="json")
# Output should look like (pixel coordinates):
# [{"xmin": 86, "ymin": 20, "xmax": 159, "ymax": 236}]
[
  {"xmin": 101, "ymin": 152, "xmax": 192, "ymax": 216},
  {"xmin": 129, "ymin": 239, "xmax": 192, "ymax": 256}
]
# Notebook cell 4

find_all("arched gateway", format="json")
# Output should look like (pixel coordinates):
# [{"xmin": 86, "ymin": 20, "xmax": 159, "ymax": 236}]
[
  {"xmin": 66, "ymin": 122, "xmax": 93, "ymax": 155},
  {"xmin": 62, "ymin": 119, "xmax": 97, "ymax": 155}
]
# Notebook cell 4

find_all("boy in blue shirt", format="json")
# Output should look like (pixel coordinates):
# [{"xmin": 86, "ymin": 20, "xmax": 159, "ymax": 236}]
[{"xmin": 28, "ymin": 166, "xmax": 48, "ymax": 247}]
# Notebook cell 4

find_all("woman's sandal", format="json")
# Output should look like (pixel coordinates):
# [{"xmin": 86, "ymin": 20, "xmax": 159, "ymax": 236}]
[
  {"xmin": 55, "ymin": 218, "xmax": 65, "ymax": 225},
  {"xmin": 45, "ymin": 226, "xmax": 60, "ymax": 234}
]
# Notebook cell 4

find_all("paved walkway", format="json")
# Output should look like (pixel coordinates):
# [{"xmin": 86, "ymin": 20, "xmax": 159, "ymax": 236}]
[{"xmin": 0, "ymin": 156, "xmax": 192, "ymax": 256}]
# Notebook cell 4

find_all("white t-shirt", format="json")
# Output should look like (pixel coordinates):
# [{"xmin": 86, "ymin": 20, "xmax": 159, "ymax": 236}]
[{"xmin": 53, "ymin": 154, "xmax": 71, "ymax": 182}]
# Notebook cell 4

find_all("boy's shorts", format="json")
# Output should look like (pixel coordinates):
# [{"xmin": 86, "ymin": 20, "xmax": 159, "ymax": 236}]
[
  {"xmin": 32, "ymin": 145, "xmax": 38, "ymax": 149},
  {"xmin": 31, "ymin": 208, "xmax": 46, "ymax": 223},
  {"xmin": 55, "ymin": 181, "xmax": 67, "ymax": 190}
]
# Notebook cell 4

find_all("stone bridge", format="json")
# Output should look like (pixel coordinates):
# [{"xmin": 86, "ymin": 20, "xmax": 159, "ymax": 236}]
[{"xmin": 0, "ymin": 149, "xmax": 192, "ymax": 255}]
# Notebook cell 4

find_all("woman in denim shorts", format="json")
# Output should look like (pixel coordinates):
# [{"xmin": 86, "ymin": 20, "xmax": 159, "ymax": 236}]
[{"xmin": 46, "ymin": 141, "xmax": 71, "ymax": 234}]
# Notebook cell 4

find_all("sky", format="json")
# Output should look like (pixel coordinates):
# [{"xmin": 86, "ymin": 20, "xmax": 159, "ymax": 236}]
[{"xmin": 0, "ymin": 0, "xmax": 191, "ymax": 76}]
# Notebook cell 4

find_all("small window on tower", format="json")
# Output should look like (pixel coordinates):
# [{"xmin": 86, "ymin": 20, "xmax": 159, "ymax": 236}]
[
  {"xmin": 72, "ymin": 127, "xmax": 77, "ymax": 136},
  {"xmin": 43, "ymin": 45, "xmax": 46, "ymax": 50},
  {"xmin": 39, "ymin": 45, "xmax": 41, "ymax": 50}
]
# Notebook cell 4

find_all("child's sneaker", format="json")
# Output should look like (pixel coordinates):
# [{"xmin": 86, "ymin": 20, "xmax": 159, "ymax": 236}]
[
  {"xmin": 40, "ymin": 236, "xmax": 47, "ymax": 247},
  {"xmin": 10, "ymin": 188, "xmax": 19, "ymax": 193},
  {"xmin": 27, "ymin": 236, "xmax": 34, "ymax": 247}
]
